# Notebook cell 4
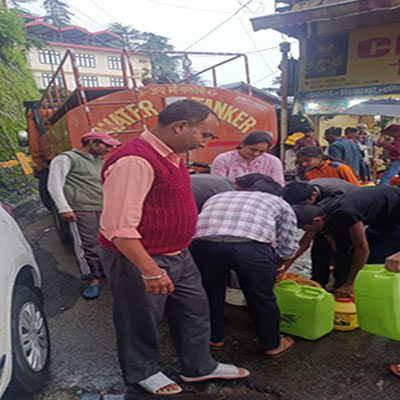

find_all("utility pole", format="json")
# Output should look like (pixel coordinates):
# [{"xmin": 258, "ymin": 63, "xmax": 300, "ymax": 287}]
[{"xmin": 279, "ymin": 41, "xmax": 291, "ymax": 162}]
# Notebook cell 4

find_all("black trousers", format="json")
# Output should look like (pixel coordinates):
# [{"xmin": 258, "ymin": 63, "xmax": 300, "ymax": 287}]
[
  {"xmin": 311, "ymin": 224, "xmax": 400, "ymax": 288},
  {"xmin": 367, "ymin": 225, "xmax": 400, "ymax": 263},
  {"xmin": 311, "ymin": 234, "xmax": 352, "ymax": 288},
  {"xmin": 191, "ymin": 240, "xmax": 280, "ymax": 351}
]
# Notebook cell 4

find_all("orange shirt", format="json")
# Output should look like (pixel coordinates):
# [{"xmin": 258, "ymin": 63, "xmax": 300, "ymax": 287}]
[{"xmin": 304, "ymin": 160, "xmax": 361, "ymax": 186}]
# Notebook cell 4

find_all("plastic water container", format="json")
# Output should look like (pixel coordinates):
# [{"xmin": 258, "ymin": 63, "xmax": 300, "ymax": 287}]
[
  {"xmin": 274, "ymin": 280, "xmax": 334, "ymax": 340},
  {"xmin": 225, "ymin": 287, "xmax": 247, "ymax": 306},
  {"xmin": 334, "ymin": 296, "xmax": 359, "ymax": 331},
  {"xmin": 354, "ymin": 264, "xmax": 400, "ymax": 340}
]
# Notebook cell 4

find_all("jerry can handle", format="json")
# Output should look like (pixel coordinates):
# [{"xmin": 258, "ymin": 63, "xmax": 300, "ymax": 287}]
[
  {"xmin": 298, "ymin": 286, "xmax": 323, "ymax": 299},
  {"xmin": 276, "ymin": 280, "xmax": 297, "ymax": 289}
]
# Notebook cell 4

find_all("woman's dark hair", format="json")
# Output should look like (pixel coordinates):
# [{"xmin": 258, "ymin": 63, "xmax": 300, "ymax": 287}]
[
  {"xmin": 241, "ymin": 131, "xmax": 273, "ymax": 147},
  {"xmin": 297, "ymin": 146, "xmax": 324, "ymax": 159},
  {"xmin": 283, "ymin": 181, "xmax": 315, "ymax": 205},
  {"xmin": 158, "ymin": 100, "xmax": 218, "ymax": 126},
  {"xmin": 297, "ymin": 145, "xmax": 348, "ymax": 165}
]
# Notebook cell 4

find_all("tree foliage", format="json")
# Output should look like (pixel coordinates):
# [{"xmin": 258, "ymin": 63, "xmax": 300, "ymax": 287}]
[
  {"xmin": 108, "ymin": 23, "xmax": 180, "ymax": 83},
  {"xmin": 0, "ymin": 6, "xmax": 39, "ymax": 203},
  {"xmin": 43, "ymin": 0, "xmax": 73, "ymax": 27},
  {"xmin": 0, "ymin": 7, "xmax": 27, "ymax": 65}
]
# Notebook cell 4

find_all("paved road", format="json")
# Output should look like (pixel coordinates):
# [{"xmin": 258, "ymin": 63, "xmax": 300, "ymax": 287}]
[{"xmin": 14, "ymin": 203, "xmax": 400, "ymax": 400}]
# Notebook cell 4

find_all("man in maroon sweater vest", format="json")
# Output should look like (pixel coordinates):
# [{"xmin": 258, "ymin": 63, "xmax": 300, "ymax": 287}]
[{"xmin": 99, "ymin": 100, "xmax": 249, "ymax": 395}]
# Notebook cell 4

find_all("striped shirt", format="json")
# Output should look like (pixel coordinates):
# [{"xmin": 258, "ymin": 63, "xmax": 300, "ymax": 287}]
[{"xmin": 194, "ymin": 191, "xmax": 299, "ymax": 260}]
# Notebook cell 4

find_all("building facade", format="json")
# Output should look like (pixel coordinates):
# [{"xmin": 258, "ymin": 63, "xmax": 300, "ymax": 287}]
[{"xmin": 22, "ymin": 15, "xmax": 152, "ymax": 90}]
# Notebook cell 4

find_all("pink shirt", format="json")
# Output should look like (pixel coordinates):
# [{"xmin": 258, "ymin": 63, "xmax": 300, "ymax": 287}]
[
  {"xmin": 210, "ymin": 149, "xmax": 285, "ymax": 186},
  {"xmin": 100, "ymin": 130, "xmax": 181, "ymax": 242}
]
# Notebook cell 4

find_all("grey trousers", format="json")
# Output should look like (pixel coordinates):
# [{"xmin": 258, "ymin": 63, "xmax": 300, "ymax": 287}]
[
  {"xmin": 100, "ymin": 247, "xmax": 218, "ymax": 384},
  {"xmin": 69, "ymin": 210, "xmax": 103, "ymax": 280}
]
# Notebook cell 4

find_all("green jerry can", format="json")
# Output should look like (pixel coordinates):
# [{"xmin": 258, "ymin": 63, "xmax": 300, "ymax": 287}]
[
  {"xmin": 354, "ymin": 264, "xmax": 400, "ymax": 340},
  {"xmin": 274, "ymin": 280, "xmax": 334, "ymax": 340}
]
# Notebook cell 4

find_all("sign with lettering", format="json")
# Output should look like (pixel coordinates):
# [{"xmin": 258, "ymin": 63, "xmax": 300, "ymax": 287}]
[
  {"xmin": 70, "ymin": 84, "xmax": 277, "ymax": 166},
  {"xmin": 298, "ymin": 23, "xmax": 400, "ymax": 100}
]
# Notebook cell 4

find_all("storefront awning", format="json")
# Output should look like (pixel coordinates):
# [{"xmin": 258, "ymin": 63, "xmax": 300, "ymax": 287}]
[{"xmin": 251, "ymin": 0, "xmax": 400, "ymax": 38}]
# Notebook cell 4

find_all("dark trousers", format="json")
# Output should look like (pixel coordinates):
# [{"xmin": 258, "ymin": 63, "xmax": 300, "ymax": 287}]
[
  {"xmin": 190, "ymin": 240, "xmax": 280, "ymax": 351},
  {"xmin": 311, "ymin": 234, "xmax": 352, "ymax": 288},
  {"xmin": 100, "ymin": 247, "xmax": 217, "ymax": 384},
  {"xmin": 367, "ymin": 225, "xmax": 400, "ymax": 263},
  {"xmin": 69, "ymin": 210, "xmax": 103, "ymax": 280},
  {"xmin": 311, "ymin": 225, "xmax": 400, "ymax": 288}
]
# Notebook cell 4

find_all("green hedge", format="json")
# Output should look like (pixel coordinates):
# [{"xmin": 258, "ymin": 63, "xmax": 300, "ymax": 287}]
[{"xmin": 0, "ymin": 8, "xmax": 40, "ymax": 204}]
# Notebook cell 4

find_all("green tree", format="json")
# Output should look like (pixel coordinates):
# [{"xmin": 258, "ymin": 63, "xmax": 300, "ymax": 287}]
[
  {"xmin": 108, "ymin": 23, "xmax": 180, "ymax": 83},
  {"xmin": 107, "ymin": 22, "xmax": 142, "ymax": 49},
  {"xmin": 42, "ymin": 0, "xmax": 73, "ymax": 27},
  {"xmin": 0, "ymin": 7, "xmax": 27, "ymax": 64},
  {"xmin": 264, "ymin": 75, "xmax": 281, "ymax": 95},
  {"xmin": 0, "ymin": 7, "xmax": 39, "ymax": 203},
  {"xmin": 138, "ymin": 32, "xmax": 180, "ymax": 83}
]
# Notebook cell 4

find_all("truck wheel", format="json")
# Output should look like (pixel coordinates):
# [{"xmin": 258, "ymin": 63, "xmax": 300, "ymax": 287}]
[
  {"xmin": 7, "ymin": 285, "xmax": 50, "ymax": 396},
  {"xmin": 52, "ymin": 207, "xmax": 71, "ymax": 246},
  {"xmin": 38, "ymin": 169, "xmax": 53, "ymax": 211}
]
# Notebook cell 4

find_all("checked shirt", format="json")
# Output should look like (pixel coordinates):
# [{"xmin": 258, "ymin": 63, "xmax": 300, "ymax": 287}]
[{"xmin": 194, "ymin": 191, "xmax": 299, "ymax": 260}]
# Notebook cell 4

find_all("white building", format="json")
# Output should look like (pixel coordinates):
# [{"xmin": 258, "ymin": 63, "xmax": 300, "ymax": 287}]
[{"xmin": 22, "ymin": 15, "xmax": 152, "ymax": 90}]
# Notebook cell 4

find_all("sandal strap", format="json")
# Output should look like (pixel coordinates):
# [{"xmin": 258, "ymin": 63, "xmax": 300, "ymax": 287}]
[{"xmin": 138, "ymin": 371, "xmax": 177, "ymax": 393}]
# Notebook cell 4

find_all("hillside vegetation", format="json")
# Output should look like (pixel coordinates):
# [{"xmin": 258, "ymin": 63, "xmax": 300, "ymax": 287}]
[{"xmin": 0, "ymin": 7, "xmax": 39, "ymax": 203}]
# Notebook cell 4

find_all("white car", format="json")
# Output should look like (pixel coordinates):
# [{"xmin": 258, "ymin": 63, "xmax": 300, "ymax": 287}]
[{"xmin": 0, "ymin": 204, "xmax": 50, "ymax": 398}]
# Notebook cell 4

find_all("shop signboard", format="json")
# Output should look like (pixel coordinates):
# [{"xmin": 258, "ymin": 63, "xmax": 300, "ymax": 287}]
[{"xmin": 299, "ymin": 23, "xmax": 400, "ymax": 105}]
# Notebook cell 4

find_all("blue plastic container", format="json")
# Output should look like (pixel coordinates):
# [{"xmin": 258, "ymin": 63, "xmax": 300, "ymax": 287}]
[{"xmin": 274, "ymin": 280, "xmax": 334, "ymax": 340}]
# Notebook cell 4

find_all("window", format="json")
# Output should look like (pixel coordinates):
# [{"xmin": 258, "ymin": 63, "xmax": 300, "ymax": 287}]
[
  {"xmin": 81, "ymin": 76, "xmax": 99, "ymax": 88},
  {"xmin": 108, "ymin": 56, "xmax": 122, "ymax": 70},
  {"xmin": 42, "ymin": 73, "xmax": 62, "ymax": 88},
  {"xmin": 75, "ymin": 53, "xmax": 96, "ymax": 68},
  {"xmin": 110, "ymin": 77, "xmax": 125, "ymax": 87},
  {"xmin": 38, "ymin": 49, "xmax": 60, "ymax": 65}
]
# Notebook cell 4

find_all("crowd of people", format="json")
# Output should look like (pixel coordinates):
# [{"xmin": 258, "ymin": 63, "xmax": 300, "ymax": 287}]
[{"xmin": 46, "ymin": 100, "xmax": 400, "ymax": 395}]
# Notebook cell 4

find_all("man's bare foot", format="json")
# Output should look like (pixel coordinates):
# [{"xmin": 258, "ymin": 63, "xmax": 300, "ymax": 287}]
[
  {"xmin": 137, "ymin": 371, "xmax": 183, "ymax": 395},
  {"xmin": 156, "ymin": 383, "xmax": 182, "ymax": 394}
]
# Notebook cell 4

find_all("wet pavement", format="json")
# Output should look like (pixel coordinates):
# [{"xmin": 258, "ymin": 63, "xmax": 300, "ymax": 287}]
[{"xmin": 12, "ymin": 202, "xmax": 400, "ymax": 400}]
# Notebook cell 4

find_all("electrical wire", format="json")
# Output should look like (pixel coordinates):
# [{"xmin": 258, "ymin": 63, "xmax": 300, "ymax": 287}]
[
  {"xmin": 85, "ymin": 0, "xmax": 121, "ymax": 22},
  {"xmin": 236, "ymin": 13, "xmax": 273, "ymax": 73},
  {"xmin": 25, "ymin": 0, "xmax": 285, "ymax": 88},
  {"xmin": 252, "ymin": 69, "xmax": 280, "ymax": 85},
  {"xmin": 234, "ymin": 0, "xmax": 265, "ymax": 15},
  {"xmin": 146, "ymin": 0, "xmax": 230, "ymax": 14},
  {"xmin": 245, "ymin": 44, "xmax": 280, "ymax": 54},
  {"xmin": 184, "ymin": 0, "xmax": 253, "ymax": 51}
]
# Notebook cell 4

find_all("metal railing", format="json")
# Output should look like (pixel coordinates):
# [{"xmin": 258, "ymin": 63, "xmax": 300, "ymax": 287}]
[{"xmin": 38, "ymin": 49, "xmax": 252, "ymax": 133}]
